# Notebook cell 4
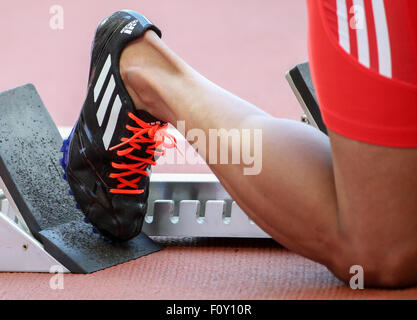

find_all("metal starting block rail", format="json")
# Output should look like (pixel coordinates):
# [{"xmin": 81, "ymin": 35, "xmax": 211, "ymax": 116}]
[
  {"xmin": 144, "ymin": 173, "xmax": 268, "ymax": 238},
  {"xmin": 0, "ymin": 83, "xmax": 269, "ymax": 273}
]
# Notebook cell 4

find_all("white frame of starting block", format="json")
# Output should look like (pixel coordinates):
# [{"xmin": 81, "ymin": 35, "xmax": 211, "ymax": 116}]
[
  {"xmin": 143, "ymin": 174, "xmax": 269, "ymax": 238},
  {"xmin": 0, "ymin": 177, "xmax": 68, "ymax": 273}
]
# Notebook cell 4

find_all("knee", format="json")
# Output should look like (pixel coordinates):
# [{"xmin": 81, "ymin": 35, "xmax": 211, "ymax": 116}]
[{"xmin": 329, "ymin": 239, "xmax": 417, "ymax": 289}]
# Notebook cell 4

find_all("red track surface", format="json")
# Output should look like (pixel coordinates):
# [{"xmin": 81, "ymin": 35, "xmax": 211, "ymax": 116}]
[{"xmin": 2, "ymin": 238, "xmax": 417, "ymax": 300}]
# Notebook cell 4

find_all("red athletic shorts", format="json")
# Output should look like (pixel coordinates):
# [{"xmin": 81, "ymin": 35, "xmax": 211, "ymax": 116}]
[{"xmin": 307, "ymin": 0, "xmax": 417, "ymax": 147}]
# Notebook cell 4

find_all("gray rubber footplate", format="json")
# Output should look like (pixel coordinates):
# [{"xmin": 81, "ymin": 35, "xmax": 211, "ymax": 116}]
[
  {"xmin": 39, "ymin": 220, "xmax": 160, "ymax": 273},
  {"xmin": 0, "ymin": 83, "xmax": 161, "ymax": 273}
]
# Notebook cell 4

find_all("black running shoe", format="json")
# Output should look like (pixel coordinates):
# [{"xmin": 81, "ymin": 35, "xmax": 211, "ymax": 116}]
[{"xmin": 60, "ymin": 10, "xmax": 176, "ymax": 242}]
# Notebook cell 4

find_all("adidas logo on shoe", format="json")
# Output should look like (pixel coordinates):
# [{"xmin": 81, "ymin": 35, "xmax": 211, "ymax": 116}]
[{"xmin": 121, "ymin": 19, "xmax": 138, "ymax": 34}]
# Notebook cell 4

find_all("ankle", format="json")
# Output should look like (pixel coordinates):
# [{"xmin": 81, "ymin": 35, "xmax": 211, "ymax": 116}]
[{"xmin": 120, "ymin": 30, "xmax": 184, "ymax": 123}]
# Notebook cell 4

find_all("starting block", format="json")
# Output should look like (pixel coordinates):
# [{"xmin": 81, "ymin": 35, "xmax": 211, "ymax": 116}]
[{"xmin": 0, "ymin": 84, "xmax": 269, "ymax": 273}]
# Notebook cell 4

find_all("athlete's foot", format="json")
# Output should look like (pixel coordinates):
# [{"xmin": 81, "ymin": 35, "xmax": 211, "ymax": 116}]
[
  {"xmin": 119, "ymin": 29, "xmax": 188, "ymax": 124},
  {"xmin": 60, "ymin": 10, "xmax": 177, "ymax": 242}
]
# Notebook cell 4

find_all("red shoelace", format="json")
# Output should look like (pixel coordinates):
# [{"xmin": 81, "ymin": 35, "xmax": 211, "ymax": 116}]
[{"xmin": 108, "ymin": 112, "xmax": 177, "ymax": 194}]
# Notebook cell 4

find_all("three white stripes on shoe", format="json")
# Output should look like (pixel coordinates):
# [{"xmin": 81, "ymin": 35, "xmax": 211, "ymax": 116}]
[
  {"xmin": 94, "ymin": 55, "xmax": 122, "ymax": 150},
  {"xmin": 92, "ymin": 16, "xmax": 154, "ymax": 150},
  {"xmin": 336, "ymin": 0, "xmax": 392, "ymax": 78}
]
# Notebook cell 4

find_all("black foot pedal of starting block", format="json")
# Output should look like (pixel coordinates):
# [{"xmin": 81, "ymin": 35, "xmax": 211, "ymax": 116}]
[
  {"xmin": 0, "ymin": 84, "xmax": 161, "ymax": 273},
  {"xmin": 286, "ymin": 62, "xmax": 328, "ymax": 135}
]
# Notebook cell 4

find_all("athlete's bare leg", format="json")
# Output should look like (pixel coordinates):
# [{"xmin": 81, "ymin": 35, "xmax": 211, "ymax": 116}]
[{"xmin": 120, "ymin": 30, "xmax": 417, "ymax": 288}]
